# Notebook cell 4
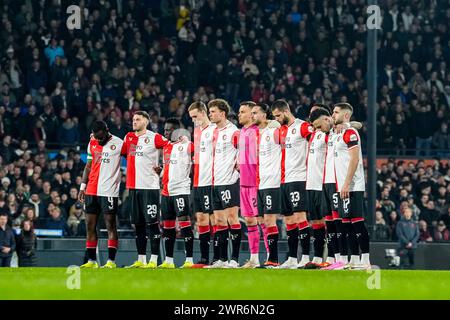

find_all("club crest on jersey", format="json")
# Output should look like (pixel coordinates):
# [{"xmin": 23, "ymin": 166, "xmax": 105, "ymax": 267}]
[
  {"xmin": 178, "ymin": 146, "xmax": 184, "ymax": 151},
  {"xmin": 292, "ymin": 128, "xmax": 296, "ymax": 134},
  {"xmin": 205, "ymin": 133, "xmax": 210, "ymax": 138},
  {"xmin": 317, "ymin": 133, "xmax": 322, "ymax": 139},
  {"xmin": 144, "ymin": 137, "xmax": 150, "ymax": 144},
  {"xmin": 110, "ymin": 145, "xmax": 116, "ymax": 150},
  {"xmin": 223, "ymin": 135, "xmax": 227, "ymax": 140},
  {"xmin": 337, "ymin": 136, "xmax": 341, "ymax": 142},
  {"xmin": 266, "ymin": 135, "xmax": 270, "ymax": 141}
]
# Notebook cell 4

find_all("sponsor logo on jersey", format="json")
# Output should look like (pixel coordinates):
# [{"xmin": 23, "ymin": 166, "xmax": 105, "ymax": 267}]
[{"xmin": 350, "ymin": 134, "xmax": 358, "ymax": 142}]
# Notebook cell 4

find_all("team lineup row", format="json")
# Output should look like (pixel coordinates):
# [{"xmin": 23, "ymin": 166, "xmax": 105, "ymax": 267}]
[{"xmin": 77, "ymin": 99, "xmax": 371, "ymax": 270}]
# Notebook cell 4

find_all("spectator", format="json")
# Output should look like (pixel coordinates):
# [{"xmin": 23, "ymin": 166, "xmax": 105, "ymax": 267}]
[
  {"xmin": 44, "ymin": 38, "xmax": 65, "ymax": 67},
  {"xmin": 0, "ymin": 213, "xmax": 15, "ymax": 267},
  {"xmin": 15, "ymin": 219, "xmax": 37, "ymax": 267},
  {"xmin": 396, "ymin": 208, "xmax": 419, "ymax": 269},
  {"xmin": 418, "ymin": 220, "xmax": 433, "ymax": 242},
  {"xmin": 433, "ymin": 220, "xmax": 450, "ymax": 242},
  {"xmin": 388, "ymin": 211, "xmax": 400, "ymax": 241},
  {"xmin": 372, "ymin": 211, "xmax": 391, "ymax": 241},
  {"xmin": 432, "ymin": 123, "xmax": 450, "ymax": 157},
  {"xmin": 45, "ymin": 207, "xmax": 69, "ymax": 236},
  {"xmin": 440, "ymin": 207, "xmax": 450, "ymax": 230},
  {"xmin": 67, "ymin": 203, "xmax": 86, "ymax": 237},
  {"xmin": 419, "ymin": 201, "xmax": 441, "ymax": 230}
]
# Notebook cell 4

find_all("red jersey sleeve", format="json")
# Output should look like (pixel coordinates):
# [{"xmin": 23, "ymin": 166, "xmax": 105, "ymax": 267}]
[
  {"xmin": 232, "ymin": 130, "xmax": 239, "ymax": 148},
  {"xmin": 343, "ymin": 129, "xmax": 359, "ymax": 149},
  {"xmin": 187, "ymin": 141, "xmax": 194, "ymax": 155},
  {"xmin": 121, "ymin": 133, "xmax": 130, "ymax": 156},
  {"xmin": 273, "ymin": 128, "xmax": 282, "ymax": 144},
  {"xmin": 300, "ymin": 122, "xmax": 314, "ymax": 140},
  {"xmin": 154, "ymin": 133, "xmax": 169, "ymax": 149}
]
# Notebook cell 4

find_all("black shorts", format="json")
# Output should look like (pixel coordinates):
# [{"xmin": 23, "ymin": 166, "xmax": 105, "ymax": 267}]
[
  {"xmin": 192, "ymin": 186, "xmax": 213, "ymax": 214},
  {"xmin": 321, "ymin": 183, "xmax": 339, "ymax": 217},
  {"xmin": 161, "ymin": 194, "xmax": 192, "ymax": 220},
  {"xmin": 212, "ymin": 181, "xmax": 240, "ymax": 211},
  {"xmin": 280, "ymin": 181, "xmax": 307, "ymax": 216},
  {"xmin": 129, "ymin": 189, "xmax": 160, "ymax": 225},
  {"xmin": 306, "ymin": 190, "xmax": 323, "ymax": 221},
  {"xmin": 257, "ymin": 188, "xmax": 281, "ymax": 215},
  {"xmin": 337, "ymin": 191, "xmax": 365, "ymax": 219},
  {"xmin": 84, "ymin": 195, "xmax": 118, "ymax": 215}
]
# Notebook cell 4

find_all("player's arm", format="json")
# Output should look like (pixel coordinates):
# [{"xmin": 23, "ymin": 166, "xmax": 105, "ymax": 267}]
[
  {"xmin": 79, "ymin": 159, "xmax": 92, "ymax": 204},
  {"xmin": 349, "ymin": 121, "xmax": 362, "ymax": 130},
  {"xmin": 335, "ymin": 121, "xmax": 362, "ymax": 133},
  {"xmin": 154, "ymin": 133, "xmax": 169, "ymax": 174},
  {"xmin": 340, "ymin": 130, "xmax": 359, "ymax": 199},
  {"xmin": 300, "ymin": 122, "xmax": 314, "ymax": 142},
  {"xmin": 232, "ymin": 130, "xmax": 240, "ymax": 171}
]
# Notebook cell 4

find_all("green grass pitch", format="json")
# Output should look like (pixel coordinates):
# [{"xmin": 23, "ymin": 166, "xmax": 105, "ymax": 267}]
[{"xmin": 1, "ymin": 268, "xmax": 449, "ymax": 300}]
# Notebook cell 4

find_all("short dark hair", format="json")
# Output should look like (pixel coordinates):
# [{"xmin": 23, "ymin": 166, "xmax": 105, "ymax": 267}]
[
  {"xmin": 165, "ymin": 117, "xmax": 181, "ymax": 130},
  {"xmin": 333, "ymin": 102, "xmax": 353, "ymax": 114},
  {"xmin": 271, "ymin": 99, "xmax": 290, "ymax": 112},
  {"xmin": 134, "ymin": 110, "xmax": 150, "ymax": 120},
  {"xmin": 208, "ymin": 99, "xmax": 231, "ymax": 117},
  {"xmin": 311, "ymin": 103, "xmax": 331, "ymax": 113},
  {"xmin": 91, "ymin": 120, "xmax": 108, "ymax": 133},
  {"xmin": 239, "ymin": 101, "xmax": 256, "ymax": 108},
  {"xmin": 309, "ymin": 107, "xmax": 330, "ymax": 123},
  {"xmin": 255, "ymin": 102, "xmax": 270, "ymax": 114}
]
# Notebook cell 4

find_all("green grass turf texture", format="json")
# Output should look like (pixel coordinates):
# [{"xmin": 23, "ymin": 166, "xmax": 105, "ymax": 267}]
[{"xmin": 1, "ymin": 268, "xmax": 449, "ymax": 300}]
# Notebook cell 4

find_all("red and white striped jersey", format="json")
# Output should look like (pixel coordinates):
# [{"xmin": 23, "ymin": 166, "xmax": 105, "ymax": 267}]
[
  {"xmin": 324, "ymin": 130, "xmax": 338, "ymax": 184},
  {"xmin": 162, "ymin": 140, "xmax": 193, "ymax": 196},
  {"xmin": 306, "ymin": 131, "xmax": 328, "ymax": 191},
  {"xmin": 212, "ymin": 121, "xmax": 239, "ymax": 186},
  {"xmin": 193, "ymin": 123, "xmax": 216, "ymax": 187},
  {"xmin": 279, "ymin": 119, "xmax": 314, "ymax": 183},
  {"xmin": 122, "ymin": 130, "xmax": 169, "ymax": 190},
  {"xmin": 334, "ymin": 128, "xmax": 366, "ymax": 192},
  {"xmin": 257, "ymin": 127, "xmax": 281, "ymax": 190},
  {"xmin": 86, "ymin": 135, "xmax": 123, "ymax": 197}
]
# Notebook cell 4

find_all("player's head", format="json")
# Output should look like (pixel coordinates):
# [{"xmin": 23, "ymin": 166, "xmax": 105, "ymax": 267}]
[
  {"xmin": 271, "ymin": 99, "xmax": 291, "ymax": 125},
  {"xmin": 188, "ymin": 101, "xmax": 209, "ymax": 127},
  {"xmin": 332, "ymin": 102, "xmax": 353, "ymax": 125},
  {"xmin": 309, "ymin": 103, "xmax": 331, "ymax": 118},
  {"xmin": 132, "ymin": 111, "xmax": 150, "ymax": 132},
  {"xmin": 309, "ymin": 107, "xmax": 332, "ymax": 133},
  {"xmin": 164, "ymin": 118, "xmax": 181, "ymax": 141},
  {"xmin": 251, "ymin": 103, "xmax": 269, "ymax": 126},
  {"xmin": 208, "ymin": 99, "xmax": 230, "ymax": 124},
  {"xmin": 238, "ymin": 101, "xmax": 256, "ymax": 127},
  {"xmin": 91, "ymin": 120, "xmax": 110, "ymax": 146}
]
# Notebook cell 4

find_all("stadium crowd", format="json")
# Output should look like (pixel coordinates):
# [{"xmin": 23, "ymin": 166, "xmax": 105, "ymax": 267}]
[{"xmin": 0, "ymin": 0, "xmax": 449, "ymax": 251}]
